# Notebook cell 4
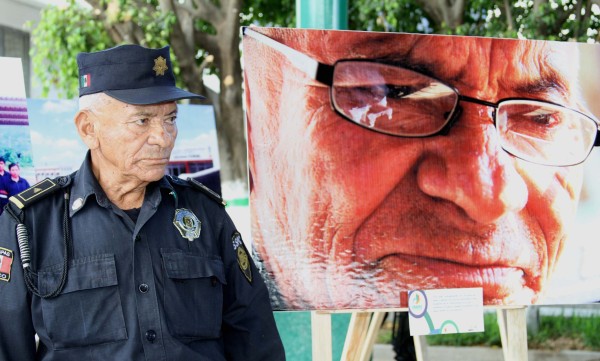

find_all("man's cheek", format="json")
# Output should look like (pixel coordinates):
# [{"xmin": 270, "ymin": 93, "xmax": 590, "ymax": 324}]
[{"xmin": 517, "ymin": 161, "xmax": 583, "ymax": 253}]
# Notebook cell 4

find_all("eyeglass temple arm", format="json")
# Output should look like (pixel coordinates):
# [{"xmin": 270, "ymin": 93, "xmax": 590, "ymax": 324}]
[{"xmin": 243, "ymin": 27, "xmax": 334, "ymax": 85}]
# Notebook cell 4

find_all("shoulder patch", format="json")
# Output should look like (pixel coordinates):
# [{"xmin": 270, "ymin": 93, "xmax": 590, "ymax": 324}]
[
  {"xmin": 9, "ymin": 176, "xmax": 70, "ymax": 210},
  {"xmin": 232, "ymin": 232, "xmax": 252, "ymax": 284},
  {"xmin": 187, "ymin": 178, "xmax": 226, "ymax": 207},
  {"xmin": 0, "ymin": 247, "xmax": 14, "ymax": 282}
]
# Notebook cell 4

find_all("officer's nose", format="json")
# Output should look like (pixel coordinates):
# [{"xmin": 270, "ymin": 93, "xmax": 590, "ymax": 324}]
[
  {"xmin": 147, "ymin": 121, "xmax": 174, "ymax": 147},
  {"xmin": 415, "ymin": 103, "xmax": 528, "ymax": 224}
]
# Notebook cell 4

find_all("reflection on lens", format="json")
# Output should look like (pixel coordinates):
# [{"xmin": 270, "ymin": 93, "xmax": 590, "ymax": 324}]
[
  {"xmin": 497, "ymin": 100, "xmax": 597, "ymax": 166},
  {"xmin": 332, "ymin": 61, "xmax": 458, "ymax": 136}
]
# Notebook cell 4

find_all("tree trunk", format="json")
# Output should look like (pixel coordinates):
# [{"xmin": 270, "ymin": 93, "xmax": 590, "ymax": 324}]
[
  {"xmin": 213, "ymin": 0, "xmax": 247, "ymax": 191},
  {"xmin": 417, "ymin": 0, "xmax": 465, "ymax": 29}
]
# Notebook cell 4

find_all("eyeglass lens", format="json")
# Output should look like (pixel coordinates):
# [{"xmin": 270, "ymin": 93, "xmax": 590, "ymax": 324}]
[
  {"xmin": 331, "ymin": 61, "xmax": 597, "ymax": 166},
  {"xmin": 332, "ymin": 61, "xmax": 458, "ymax": 137},
  {"xmin": 497, "ymin": 100, "xmax": 597, "ymax": 166}
]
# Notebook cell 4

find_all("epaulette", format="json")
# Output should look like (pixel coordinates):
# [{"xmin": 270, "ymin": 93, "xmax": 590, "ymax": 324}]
[
  {"xmin": 167, "ymin": 175, "xmax": 226, "ymax": 207},
  {"xmin": 188, "ymin": 178, "xmax": 227, "ymax": 207},
  {"xmin": 9, "ymin": 175, "xmax": 72, "ymax": 210}
]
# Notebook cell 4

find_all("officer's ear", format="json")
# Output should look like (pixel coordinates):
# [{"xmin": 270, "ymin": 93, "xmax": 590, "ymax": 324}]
[{"xmin": 74, "ymin": 110, "xmax": 99, "ymax": 150}]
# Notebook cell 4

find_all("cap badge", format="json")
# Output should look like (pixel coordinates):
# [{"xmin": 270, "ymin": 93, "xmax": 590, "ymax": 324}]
[
  {"xmin": 173, "ymin": 208, "xmax": 201, "ymax": 241},
  {"xmin": 153, "ymin": 56, "xmax": 168, "ymax": 76}
]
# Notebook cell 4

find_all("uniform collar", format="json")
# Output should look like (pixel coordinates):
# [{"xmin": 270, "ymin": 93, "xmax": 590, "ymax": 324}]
[{"xmin": 69, "ymin": 151, "xmax": 176, "ymax": 217}]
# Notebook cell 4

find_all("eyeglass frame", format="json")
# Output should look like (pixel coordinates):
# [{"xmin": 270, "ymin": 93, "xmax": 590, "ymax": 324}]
[{"xmin": 243, "ymin": 27, "xmax": 600, "ymax": 166}]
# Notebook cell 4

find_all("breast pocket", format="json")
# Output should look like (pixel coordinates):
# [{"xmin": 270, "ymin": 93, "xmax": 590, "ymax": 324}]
[
  {"xmin": 161, "ymin": 248, "xmax": 226, "ymax": 339},
  {"xmin": 38, "ymin": 254, "xmax": 127, "ymax": 349}
]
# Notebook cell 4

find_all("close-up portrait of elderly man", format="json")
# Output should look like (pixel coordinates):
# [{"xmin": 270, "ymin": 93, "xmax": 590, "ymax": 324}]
[{"xmin": 243, "ymin": 27, "xmax": 600, "ymax": 310}]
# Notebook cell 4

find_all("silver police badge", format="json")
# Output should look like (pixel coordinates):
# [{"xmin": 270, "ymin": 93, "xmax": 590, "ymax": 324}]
[{"xmin": 173, "ymin": 208, "xmax": 201, "ymax": 241}]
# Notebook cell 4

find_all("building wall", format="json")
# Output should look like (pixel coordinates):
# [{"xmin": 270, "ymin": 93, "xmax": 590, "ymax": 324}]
[{"xmin": 0, "ymin": 0, "xmax": 48, "ymax": 98}]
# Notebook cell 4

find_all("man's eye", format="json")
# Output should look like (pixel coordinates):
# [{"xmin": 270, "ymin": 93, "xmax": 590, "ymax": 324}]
[
  {"xmin": 166, "ymin": 116, "xmax": 177, "ymax": 125},
  {"xmin": 384, "ymin": 85, "xmax": 414, "ymax": 99},
  {"xmin": 135, "ymin": 118, "xmax": 149, "ymax": 126}
]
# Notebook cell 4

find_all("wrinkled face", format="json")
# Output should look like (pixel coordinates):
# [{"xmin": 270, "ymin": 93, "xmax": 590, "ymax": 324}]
[
  {"xmin": 245, "ymin": 29, "xmax": 587, "ymax": 308},
  {"xmin": 89, "ymin": 97, "xmax": 178, "ymax": 184}
]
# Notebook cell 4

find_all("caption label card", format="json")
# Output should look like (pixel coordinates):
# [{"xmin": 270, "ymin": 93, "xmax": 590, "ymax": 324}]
[{"xmin": 408, "ymin": 288, "xmax": 484, "ymax": 336}]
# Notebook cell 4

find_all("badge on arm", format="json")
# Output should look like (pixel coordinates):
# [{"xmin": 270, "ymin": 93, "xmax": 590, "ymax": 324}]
[
  {"xmin": 0, "ymin": 248, "xmax": 14, "ymax": 282},
  {"xmin": 232, "ymin": 232, "xmax": 252, "ymax": 284}
]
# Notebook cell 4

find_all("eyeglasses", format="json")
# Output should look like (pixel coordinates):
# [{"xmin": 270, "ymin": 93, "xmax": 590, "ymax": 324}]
[{"xmin": 244, "ymin": 27, "xmax": 600, "ymax": 166}]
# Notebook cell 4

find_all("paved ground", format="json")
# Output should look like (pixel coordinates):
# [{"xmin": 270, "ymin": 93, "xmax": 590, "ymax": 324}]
[{"xmin": 372, "ymin": 344, "xmax": 600, "ymax": 361}]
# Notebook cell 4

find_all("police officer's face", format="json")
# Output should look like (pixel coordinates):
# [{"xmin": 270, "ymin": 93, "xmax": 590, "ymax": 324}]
[
  {"xmin": 89, "ymin": 97, "xmax": 178, "ymax": 184},
  {"xmin": 245, "ymin": 29, "xmax": 586, "ymax": 308}
]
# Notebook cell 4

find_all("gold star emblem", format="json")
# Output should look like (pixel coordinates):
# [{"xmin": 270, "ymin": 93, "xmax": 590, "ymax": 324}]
[{"xmin": 153, "ymin": 56, "xmax": 168, "ymax": 76}]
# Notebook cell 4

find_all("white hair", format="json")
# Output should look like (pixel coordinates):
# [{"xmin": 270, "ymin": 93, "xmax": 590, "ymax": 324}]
[{"xmin": 78, "ymin": 92, "xmax": 113, "ymax": 112}]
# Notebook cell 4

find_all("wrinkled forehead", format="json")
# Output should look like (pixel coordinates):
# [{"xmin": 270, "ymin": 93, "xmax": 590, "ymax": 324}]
[{"xmin": 262, "ymin": 28, "xmax": 580, "ymax": 95}]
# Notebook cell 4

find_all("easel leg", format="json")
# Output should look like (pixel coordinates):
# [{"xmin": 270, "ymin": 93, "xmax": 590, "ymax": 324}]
[
  {"xmin": 341, "ymin": 312, "xmax": 371, "ymax": 361},
  {"xmin": 413, "ymin": 335, "xmax": 426, "ymax": 361},
  {"xmin": 498, "ymin": 308, "xmax": 529, "ymax": 361},
  {"xmin": 357, "ymin": 311, "xmax": 385, "ymax": 361},
  {"xmin": 312, "ymin": 311, "xmax": 332, "ymax": 361}
]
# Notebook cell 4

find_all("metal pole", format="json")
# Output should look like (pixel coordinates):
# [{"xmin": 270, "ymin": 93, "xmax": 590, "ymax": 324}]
[{"xmin": 296, "ymin": 0, "xmax": 348, "ymax": 30}]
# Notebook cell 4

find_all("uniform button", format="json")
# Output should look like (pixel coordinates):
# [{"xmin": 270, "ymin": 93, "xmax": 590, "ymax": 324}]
[
  {"xmin": 139, "ymin": 283, "xmax": 149, "ymax": 293},
  {"xmin": 145, "ymin": 330, "xmax": 157, "ymax": 343},
  {"xmin": 135, "ymin": 235, "xmax": 141, "ymax": 242}
]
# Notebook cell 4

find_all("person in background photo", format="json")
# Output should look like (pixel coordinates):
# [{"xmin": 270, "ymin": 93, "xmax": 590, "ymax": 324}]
[
  {"xmin": 243, "ymin": 27, "xmax": 600, "ymax": 310},
  {"xmin": 0, "ymin": 157, "xmax": 9, "ymax": 214},
  {"xmin": 5, "ymin": 163, "xmax": 29, "ymax": 198}
]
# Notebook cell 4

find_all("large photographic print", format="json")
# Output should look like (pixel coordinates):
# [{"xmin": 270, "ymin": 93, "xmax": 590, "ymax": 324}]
[{"xmin": 243, "ymin": 27, "xmax": 600, "ymax": 310}]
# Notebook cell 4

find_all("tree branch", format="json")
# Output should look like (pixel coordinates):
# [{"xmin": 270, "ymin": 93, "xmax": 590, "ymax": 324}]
[
  {"xmin": 194, "ymin": 31, "xmax": 219, "ymax": 57},
  {"xmin": 190, "ymin": 0, "xmax": 223, "ymax": 23},
  {"xmin": 503, "ymin": 0, "xmax": 514, "ymax": 31}
]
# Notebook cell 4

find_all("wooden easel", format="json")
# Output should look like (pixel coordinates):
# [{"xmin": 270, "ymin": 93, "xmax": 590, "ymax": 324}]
[{"xmin": 310, "ymin": 306, "xmax": 529, "ymax": 361}]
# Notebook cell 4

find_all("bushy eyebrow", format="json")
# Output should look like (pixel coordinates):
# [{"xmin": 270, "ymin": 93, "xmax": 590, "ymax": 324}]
[
  {"xmin": 129, "ymin": 108, "xmax": 178, "ymax": 118},
  {"xmin": 513, "ymin": 72, "xmax": 568, "ymax": 96}
]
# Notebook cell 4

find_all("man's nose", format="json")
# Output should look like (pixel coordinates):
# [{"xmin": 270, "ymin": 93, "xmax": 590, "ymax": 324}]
[
  {"xmin": 415, "ymin": 103, "xmax": 528, "ymax": 224},
  {"xmin": 147, "ymin": 122, "xmax": 173, "ymax": 147}
]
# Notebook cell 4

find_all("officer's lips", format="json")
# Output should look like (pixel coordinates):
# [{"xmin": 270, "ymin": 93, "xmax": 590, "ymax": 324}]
[{"xmin": 140, "ymin": 157, "xmax": 171, "ymax": 165}]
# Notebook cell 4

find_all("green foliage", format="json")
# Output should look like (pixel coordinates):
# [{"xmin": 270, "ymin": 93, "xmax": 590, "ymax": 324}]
[
  {"xmin": 349, "ymin": 0, "xmax": 432, "ymax": 33},
  {"xmin": 0, "ymin": 148, "xmax": 33, "ymax": 168},
  {"xmin": 241, "ymin": 0, "xmax": 295, "ymax": 27},
  {"xmin": 347, "ymin": 0, "xmax": 600, "ymax": 42},
  {"xmin": 29, "ymin": 0, "xmax": 113, "ymax": 98},
  {"xmin": 529, "ymin": 314, "xmax": 600, "ymax": 350},
  {"xmin": 420, "ymin": 312, "xmax": 600, "ymax": 351},
  {"xmin": 29, "ymin": 0, "xmax": 176, "ymax": 99}
]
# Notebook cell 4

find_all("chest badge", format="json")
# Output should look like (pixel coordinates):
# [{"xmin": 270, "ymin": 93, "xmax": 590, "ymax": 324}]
[{"xmin": 173, "ymin": 208, "xmax": 201, "ymax": 241}]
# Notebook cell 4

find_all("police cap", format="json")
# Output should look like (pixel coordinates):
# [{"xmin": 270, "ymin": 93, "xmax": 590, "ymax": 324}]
[{"xmin": 77, "ymin": 44, "xmax": 205, "ymax": 105}]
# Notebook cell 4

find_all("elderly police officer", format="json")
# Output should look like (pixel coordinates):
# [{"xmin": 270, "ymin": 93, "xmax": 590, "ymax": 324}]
[{"xmin": 0, "ymin": 45, "xmax": 285, "ymax": 360}]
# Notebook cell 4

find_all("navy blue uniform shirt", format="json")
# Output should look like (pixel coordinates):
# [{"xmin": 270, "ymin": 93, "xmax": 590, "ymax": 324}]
[{"xmin": 0, "ymin": 153, "xmax": 285, "ymax": 361}]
